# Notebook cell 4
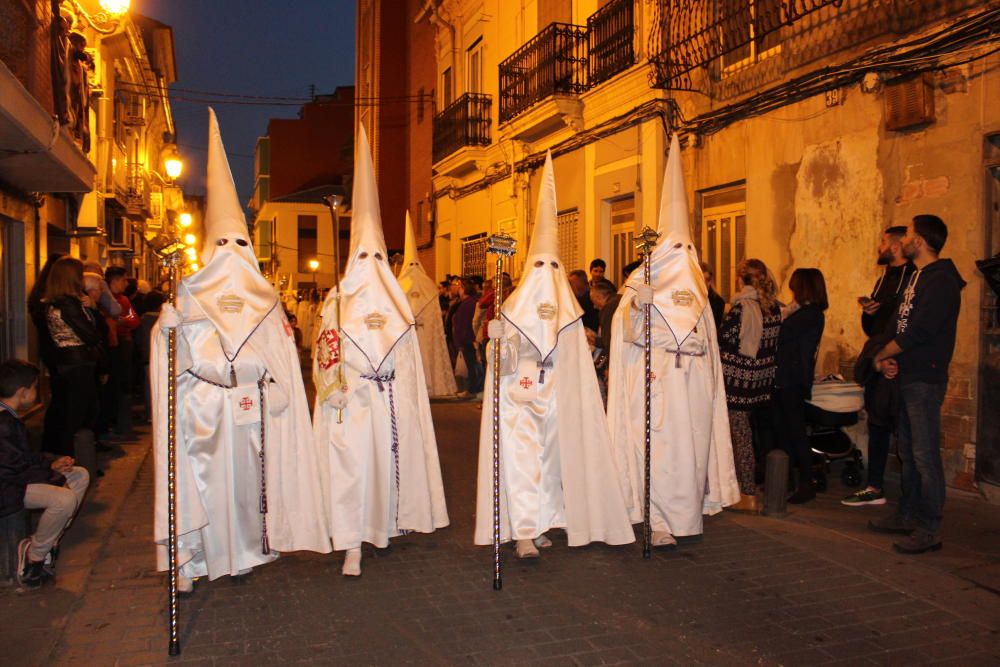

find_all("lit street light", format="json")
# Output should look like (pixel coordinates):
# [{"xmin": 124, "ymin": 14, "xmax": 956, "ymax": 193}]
[
  {"xmin": 308, "ymin": 259, "xmax": 320, "ymax": 286},
  {"xmin": 99, "ymin": 0, "xmax": 131, "ymax": 16},
  {"xmin": 179, "ymin": 212, "xmax": 193, "ymax": 228},
  {"xmin": 184, "ymin": 233, "xmax": 197, "ymax": 246},
  {"xmin": 165, "ymin": 155, "xmax": 183, "ymax": 180}
]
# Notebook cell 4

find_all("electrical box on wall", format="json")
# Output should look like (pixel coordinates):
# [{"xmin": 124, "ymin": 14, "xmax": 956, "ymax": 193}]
[{"xmin": 884, "ymin": 73, "xmax": 936, "ymax": 131}]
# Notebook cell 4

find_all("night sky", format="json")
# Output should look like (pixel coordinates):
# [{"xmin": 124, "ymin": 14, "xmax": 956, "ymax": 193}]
[{"xmin": 132, "ymin": 0, "xmax": 356, "ymax": 203}]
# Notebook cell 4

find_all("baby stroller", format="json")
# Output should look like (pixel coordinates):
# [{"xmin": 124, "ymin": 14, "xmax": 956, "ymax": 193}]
[{"xmin": 806, "ymin": 375, "xmax": 865, "ymax": 491}]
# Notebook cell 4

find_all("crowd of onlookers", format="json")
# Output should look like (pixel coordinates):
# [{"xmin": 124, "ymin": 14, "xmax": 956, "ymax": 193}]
[{"xmin": 1, "ymin": 254, "xmax": 167, "ymax": 589}]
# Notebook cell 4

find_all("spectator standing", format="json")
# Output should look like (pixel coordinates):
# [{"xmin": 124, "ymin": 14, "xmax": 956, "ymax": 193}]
[
  {"xmin": 1, "ymin": 360, "xmax": 90, "ymax": 589},
  {"xmin": 135, "ymin": 291, "xmax": 166, "ymax": 423},
  {"xmin": 589, "ymin": 279, "xmax": 620, "ymax": 404},
  {"xmin": 568, "ymin": 269, "xmax": 600, "ymax": 332},
  {"xmin": 37, "ymin": 257, "xmax": 104, "ymax": 456},
  {"xmin": 589, "ymin": 259, "xmax": 608, "ymax": 287},
  {"xmin": 871, "ymin": 215, "xmax": 964, "ymax": 554},
  {"xmin": 444, "ymin": 276, "xmax": 462, "ymax": 366},
  {"xmin": 104, "ymin": 267, "xmax": 140, "ymax": 441},
  {"xmin": 843, "ymin": 226, "xmax": 915, "ymax": 507},
  {"xmin": 775, "ymin": 268, "xmax": 828, "ymax": 504},
  {"xmin": 719, "ymin": 259, "xmax": 782, "ymax": 511},
  {"xmin": 452, "ymin": 278, "xmax": 483, "ymax": 397},
  {"xmin": 701, "ymin": 262, "xmax": 727, "ymax": 328}
]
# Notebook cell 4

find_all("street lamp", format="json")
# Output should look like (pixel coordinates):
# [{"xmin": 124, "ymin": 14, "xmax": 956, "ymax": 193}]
[
  {"xmin": 184, "ymin": 233, "xmax": 197, "ymax": 246},
  {"xmin": 178, "ymin": 212, "xmax": 193, "ymax": 229},
  {"xmin": 184, "ymin": 247, "xmax": 197, "ymax": 261},
  {"xmin": 98, "ymin": 0, "xmax": 130, "ymax": 16},
  {"xmin": 165, "ymin": 155, "xmax": 183, "ymax": 181}
]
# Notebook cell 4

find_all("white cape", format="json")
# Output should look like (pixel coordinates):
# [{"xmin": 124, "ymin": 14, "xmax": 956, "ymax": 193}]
[
  {"xmin": 312, "ymin": 296, "xmax": 449, "ymax": 550},
  {"xmin": 474, "ymin": 320, "xmax": 635, "ymax": 546},
  {"xmin": 152, "ymin": 291, "xmax": 332, "ymax": 580},
  {"xmin": 607, "ymin": 291, "xmax": 739, "ymax": 537}
]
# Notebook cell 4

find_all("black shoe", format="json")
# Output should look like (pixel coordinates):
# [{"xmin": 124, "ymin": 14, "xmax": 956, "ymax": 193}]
[
  {"xmin": 893, "ymin": 531, "xmax": 942, "ymax": 554},
  {"xmin": 42, "ymin": 545, "xmax": 60, "ymax": 577},
  {"xmin": 16, "ymin": 539, "xmax": 46, "ymax": 590},
  {"xmin": 868, "ymin": 514, "xmax": 916, "ymax": 535},
  {"xmin": 787, "ymin": 487, "xmax": 816, "ymax": 504}
]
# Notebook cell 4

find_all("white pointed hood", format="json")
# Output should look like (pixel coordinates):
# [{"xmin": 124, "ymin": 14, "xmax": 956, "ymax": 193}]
[
  {"xmin": 625, "ymin": 134, "xmax": 707, "ymax": 343},
  {"xmin": 330, "ymin": 125, "xmax": 413, "ymax": 373},
  {"xmin": 501, "ymin": 151, "xmax": 581, "ymax": 359},
  {"xmin": 396, "ymin": 211, "xmax": 439, "ymax": 318},
  {"xmin": 182, "ymin": 108, "xmax": 278, "ymax": 359}
]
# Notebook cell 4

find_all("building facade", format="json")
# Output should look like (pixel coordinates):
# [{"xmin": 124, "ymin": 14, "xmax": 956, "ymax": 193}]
[
  {"xmin": 251, "ymin": 88, "xmax": 355, "ymax": 292},
  {"xmin": 366, "ymin": 0, "xmax": 998, "ymax": 494},
  {"xmin": 0, "ymin": 0, "xmax": 184, "ymax": 365}
]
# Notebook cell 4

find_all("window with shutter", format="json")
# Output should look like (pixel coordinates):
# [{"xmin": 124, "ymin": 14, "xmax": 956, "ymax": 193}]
[{"xmin": 699, "ymin": 186, "xmax": 746, "ymax": 301}]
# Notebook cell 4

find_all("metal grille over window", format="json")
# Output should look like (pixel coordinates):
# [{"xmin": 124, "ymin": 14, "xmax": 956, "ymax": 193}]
[
  {"xmin": 610, "ymin": 195, "xmax": 636, "ymax": 283},
  {"xmin": 461, "ymin": 233, "xmax": 488, "ymax": 278},
  {"xmin": 557, "ymin": 208, "xmax": 582, "ymax": 271}
]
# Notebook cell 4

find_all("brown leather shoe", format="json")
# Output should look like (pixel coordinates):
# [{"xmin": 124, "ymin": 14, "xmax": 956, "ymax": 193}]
[
  {"xmin": 728, "ymin": 494, "xmax": 760, "ymax": 513},
  {"xmin": 893, "ymin": 531, "xmax": 942, "ymax": 554}
]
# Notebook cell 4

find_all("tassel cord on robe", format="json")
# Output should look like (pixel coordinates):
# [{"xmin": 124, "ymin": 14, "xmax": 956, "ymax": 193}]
[
  {"xmin": 185, "ymin": 367, "xmax": 271, "ymax": 554},
  {"xmin": 360, "ymin": 370, "xmax": 406, "ymax": 533}
]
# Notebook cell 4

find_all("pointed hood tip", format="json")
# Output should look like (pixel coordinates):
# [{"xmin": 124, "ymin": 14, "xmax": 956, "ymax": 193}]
[
  {"xmin": 348, "ymin": 124, "xmax": 388, "ymax": 263},
  {"xmin": 202, "ymin": 107, "xmax": 252, "ymax": 265},
  {"xmin": 527, "ymin": 151, "xmax": 559, "ymax": 258},
  {"xmin": 402, "ymin": 211, "xmax": 419, "ymax": 268},
  {"xmin": 658, "ymin": 133, "xmax": 693, "ymax": 244}
]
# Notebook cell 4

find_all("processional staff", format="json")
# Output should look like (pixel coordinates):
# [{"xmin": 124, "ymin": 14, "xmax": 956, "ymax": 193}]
[
  {"xmin": 323, "ymin": 195, "xmax": 346, "ymax": 424},
  {"xmin": 486, "ymin": 233, "xmax": 516, "ymax": 590},
  {"xmin": 155, "ymin": 239, "xmax": 186, "ymax": 656},
  {"xmin": 635, "ymin": 226, "xmax": 660, "ymax": 559}
]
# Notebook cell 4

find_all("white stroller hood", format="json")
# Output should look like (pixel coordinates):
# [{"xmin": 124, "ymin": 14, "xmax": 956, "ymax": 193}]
[{"xmin": 808, "ymin": 375, "xmax": 864, "ymax": 414}]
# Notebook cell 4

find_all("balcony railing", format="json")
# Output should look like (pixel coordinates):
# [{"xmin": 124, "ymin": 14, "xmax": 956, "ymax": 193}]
[
  {"xmin": 588, "ymin": 0, "xmax": 635, "ymax": 86},
  {"xmin": 648, "ymin": 0, "xmax": 842, "ymax": 90},
  {"xmin": 499, "ymin": 23, "xmax": 589, "ymax": 124},
  {"xmin": 433, "ymin": 93, "xmax": 493, "ymax": 163}
]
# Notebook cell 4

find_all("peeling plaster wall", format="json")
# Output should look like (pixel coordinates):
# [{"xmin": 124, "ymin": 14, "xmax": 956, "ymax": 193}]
[{"xmin": 792, "ymin": 130, "xmax": 885, "ymax": 376}]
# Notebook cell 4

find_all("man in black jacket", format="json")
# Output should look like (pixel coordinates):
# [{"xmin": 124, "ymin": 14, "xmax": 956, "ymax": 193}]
[
  {"xmin": 872, "ymin": 215, "xmax": 965, "ymax": 554},
  {"xmin": 0, "ymin": 360, "xmax": 90, "ymax": 588},
  {"xmin": 843, "ymin": 226, "xmax": 914, "ymax": 507}
]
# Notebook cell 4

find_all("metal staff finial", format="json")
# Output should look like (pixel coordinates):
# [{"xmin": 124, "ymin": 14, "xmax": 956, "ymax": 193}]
[
  {"xmin": 153, "ymin": 239, "xmax": 185, "ymax": 656},
  {"xmin": 323, "ymin": 194, "xmax": 346, "ymax": 424},
  {"xmin": 635, "ymin": 226, "xmax": 660, "ymax": 559},
  {"xmin": 486, "ymin": 233, "xmax": 516, "ymax": 591}
]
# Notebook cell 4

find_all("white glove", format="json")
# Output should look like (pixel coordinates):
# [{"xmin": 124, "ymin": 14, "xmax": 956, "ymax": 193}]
[
  {"xmin": 487, "ymin": 319, "xmax": 505, "ymax": 340},
  {"xmin": 636, "ymin": 284, "xmax": 654, "ymax": 306},
  {"xmin": 159, "ymin": 303, "xmax": 181, "ymax": 329},
  {"xmin": 326, "ymin": 390, "xmax": 349, "ymax": 410},
  {"xmin": 267, "ymin": 381, "xmax": 289, "ymax": 416}
]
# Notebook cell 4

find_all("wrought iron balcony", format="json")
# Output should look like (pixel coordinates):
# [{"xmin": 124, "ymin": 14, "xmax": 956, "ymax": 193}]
[
  {"xmin": 588, "ymin": 0, "xmax": 635, "ymax": 86},
  {"xmin": 648, "ymin": 0, "xmax": 842, "ymax": 90},
  {"xmin": 433, "ymin": 93, "xmax": 493, "ymax": 163},
  {"xmin": 498, "ymin": 23, "xmax": 589, "ymax": 124}
]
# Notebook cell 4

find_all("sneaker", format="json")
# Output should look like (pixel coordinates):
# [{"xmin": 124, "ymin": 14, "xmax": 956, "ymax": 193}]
[
  {"xmin": 16, "ymin": 539, "xmax": 45, "ymax": 590},
  {"xmin": 868, "ymin": 513, "xmax": 916, "ymax": 535},
  {"xmin": 893, "ymin": 530, "xmax": 942, "ymax": 554},
  {"xmin": 841, "ymin": 487, "xmax": 887, "ymax": 507},
  {"xmin": 41, "ymin": 545, "xmax": 60, "ymax": 577}
]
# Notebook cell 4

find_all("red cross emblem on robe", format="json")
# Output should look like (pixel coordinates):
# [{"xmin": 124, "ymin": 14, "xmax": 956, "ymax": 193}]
[
  {"xmin": 519, "ymin": 376, "xmax": 533, "ymax": 389},
  {"xmin": 239, "ymin": 396, "xmax": 254, "ymax": 411},
  {"xmin": 316, "ymin": 329, "xmax": 341, "ymax": 370}
]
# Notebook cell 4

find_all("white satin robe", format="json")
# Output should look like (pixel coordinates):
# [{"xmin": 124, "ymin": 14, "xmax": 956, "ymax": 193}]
[
  {"xmin": 474, "ymin": 322, "xmax": 635, "ymax": 547},
  {"xmin": 152, "ymin": 303, "xmax": 332, "ymax": 581},
  {"xmin": 413, "ymin": 303, "xmax": 457, "ymax": 397},
  {"xmin": 608, "ymin": 295, "xmax": 739, "ymax": 537},
  {"xmin": 313, "ymin": 300, "xmax": 449, "ymax": 551},
  {"xmin": 296, "ymin": 299, "xmax": 317, "ymax": 351}
]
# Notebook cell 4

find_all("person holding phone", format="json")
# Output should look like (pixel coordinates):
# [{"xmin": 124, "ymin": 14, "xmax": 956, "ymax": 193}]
[{"xmin": 843, "ymin": 227, "xmax": 914, "ymax": 507}]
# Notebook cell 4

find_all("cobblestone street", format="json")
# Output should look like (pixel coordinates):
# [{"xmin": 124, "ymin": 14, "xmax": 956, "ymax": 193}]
[{"xmin": 3, "ymin": 402, "xmax": 999, "ymax": 666}]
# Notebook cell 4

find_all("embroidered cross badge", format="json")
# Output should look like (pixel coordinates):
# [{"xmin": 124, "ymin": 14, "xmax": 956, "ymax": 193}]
[
  {"xmin": 239, "ymin": 397, "xmax": 254, "ymax": 411},
  {"xmin": 316, "ymin": 329, "xmax": 341, "ymax": 370},
  {"xmin": 649, "ymin": 371, "xmax": 657, "ymax": 382},
  {"xmin": 519, "ymin": 377, "xmax": 533, "ymax": 389}
]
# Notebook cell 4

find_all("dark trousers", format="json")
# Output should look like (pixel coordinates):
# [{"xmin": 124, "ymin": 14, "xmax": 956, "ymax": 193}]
[
  {"xmin": 896, "ymin": 381, "xmax": 947, "ymax": 535},
  {"xmin": 43, "ymin": 363, "xmax": 98, "ymax": 456},
  {"xmin": 112, "ymin": 338, "xmax": 135, "ymax": 437},
  {"xmin": 774, "ymin": 385, "xmax": 811, "ymax": 490},
  {"xmin": 867, "ymin": 420, "xmax": 892, "ymax": 490},
  {"xmin": 460, "ymin": 343, "xmax": 484, "ymax": 394}
]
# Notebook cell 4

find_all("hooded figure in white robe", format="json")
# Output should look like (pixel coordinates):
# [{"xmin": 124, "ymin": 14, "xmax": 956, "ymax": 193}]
[
  {"xmin": 313, "ymin": 127, "xmax": 449, "ymax": 577},
  {"xmin": 152, "ymin": 109, "xmax": 331, "ymax": 587},
  {"xmin": 474, "ymin": 152, "xmax": 634, "ymax": 558},
  {"xmin": 397, "ymin": 212, "xmax": 457, "ymax": 397},
  {"xmin": 607, "ymin": 135, "xmax": 739, "ymax": 548}
]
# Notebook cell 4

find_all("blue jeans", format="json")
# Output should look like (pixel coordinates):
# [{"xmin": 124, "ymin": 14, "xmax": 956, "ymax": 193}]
[{"xmin": 896, "ymin": 381, "xmax": 947, "ymax": 535}]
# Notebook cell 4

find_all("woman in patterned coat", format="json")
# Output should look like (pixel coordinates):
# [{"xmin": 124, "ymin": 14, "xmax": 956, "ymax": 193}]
[{"xmin": 719, "ymin": 259, "xmax": 782, "ymax": 512}]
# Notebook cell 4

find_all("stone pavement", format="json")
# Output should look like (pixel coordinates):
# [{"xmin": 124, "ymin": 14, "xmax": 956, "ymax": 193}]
[{"xmin": 6, "ymin": 402, "xmax": 1000, "ymax": 666}]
